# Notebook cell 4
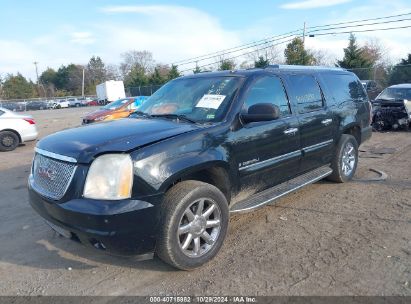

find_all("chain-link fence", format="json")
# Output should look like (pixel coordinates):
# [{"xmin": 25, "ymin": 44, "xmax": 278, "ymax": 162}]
[{"xmin": 125, "ymin": 85, "xmax": 163, "ymax": 97}]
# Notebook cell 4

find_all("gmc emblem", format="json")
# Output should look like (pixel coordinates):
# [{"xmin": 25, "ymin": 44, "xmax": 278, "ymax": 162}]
[{"xmin": 37, "ymin": 166, "xmax": 57, "ymax": 181}]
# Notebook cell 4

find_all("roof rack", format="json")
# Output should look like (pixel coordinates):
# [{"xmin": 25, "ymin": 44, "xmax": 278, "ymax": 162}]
[{"xmin": 265, "ymin": 64, "xmax": 346, "ymax": 71}]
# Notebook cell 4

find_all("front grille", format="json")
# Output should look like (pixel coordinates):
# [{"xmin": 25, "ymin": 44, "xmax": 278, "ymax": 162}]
[{"xmin": 32, "ymin": 153, "xmax": 77, "ymax": 200}]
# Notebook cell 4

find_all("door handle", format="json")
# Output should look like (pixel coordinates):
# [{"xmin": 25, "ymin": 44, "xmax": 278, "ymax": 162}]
[
  {"xmin": 283, "ymin": 128, "xmax": 298, "ymax": 135},
  {"xmin": 321, "ymin": 119, "xmax": 333, "ymax": 126}
]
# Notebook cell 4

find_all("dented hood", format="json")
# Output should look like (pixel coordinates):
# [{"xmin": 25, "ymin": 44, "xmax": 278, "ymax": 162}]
[{"xmin": 37, "ymin": 118, "xmax": 199, "ymax": 163}]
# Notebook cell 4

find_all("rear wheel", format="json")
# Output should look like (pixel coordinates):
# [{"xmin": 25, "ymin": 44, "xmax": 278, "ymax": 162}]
[
  {"xmin": 156, "ymin": 180, "xmax": 229, "ymax": 270},
  {"xmin": 0, "ymin": 131, "xmax": 19, "ymax": 152},
  {"xmin": 327, "ymin": 134, "xmax": 358, "ymax": 183}
]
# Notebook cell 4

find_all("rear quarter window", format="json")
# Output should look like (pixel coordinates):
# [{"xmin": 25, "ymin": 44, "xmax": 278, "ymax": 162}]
[
  {"xmin": 287, "ymin": 74, "xmax": 323, "ymax": 113},
  {"xmin": 323, "ymin": 74, "xmax": 367, "ymax": 106}
]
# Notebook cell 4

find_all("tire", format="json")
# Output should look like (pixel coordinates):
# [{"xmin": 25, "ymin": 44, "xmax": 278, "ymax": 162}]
[
  {"xmin": 156, "ymin": 180, "xmax": 229, "ymax": 270},
  {"xmin": 327, "ymin": 134, "xmax": 358, "ymax": 183},
  {"xmin": 0, "ymin": 131, "xmax": 19, "ymax": 152}
]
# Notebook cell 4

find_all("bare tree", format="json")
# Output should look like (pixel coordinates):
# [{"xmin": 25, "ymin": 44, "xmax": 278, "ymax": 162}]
[
  {"xmin": 246, "ymin": 45, "xmax": 282, "ymax": 65},
  {"xmin": 362, "ymin": 38, "xmax": 390, "ymax": 66},
  {"xmin": 120, "ymin": 50, "xmax": 155, "ymax": 78},
  {"xmin": 310, "ymin": 49, "xmax": 335, "ymax": 66}
]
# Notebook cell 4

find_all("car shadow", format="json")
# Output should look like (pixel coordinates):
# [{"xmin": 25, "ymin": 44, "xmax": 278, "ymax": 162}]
[{"xmin": 0, "ymin": 164, "xmax": 174, "ymax": 272}]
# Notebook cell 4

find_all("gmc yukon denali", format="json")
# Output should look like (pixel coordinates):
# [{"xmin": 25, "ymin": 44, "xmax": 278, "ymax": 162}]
[{"xmin": 28, "ymin": 65, "xmax": 372, "ymax": 270}]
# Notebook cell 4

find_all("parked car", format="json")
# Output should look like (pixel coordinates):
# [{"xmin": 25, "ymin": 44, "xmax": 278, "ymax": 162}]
[
  {"xmin": 28, "ymin": 65, "xmax": 371, "ymax": 270},
  {"xmin": 0, "ymin": 107, "xmax": 38, "ymax": 151},
  {"xmin": 0, "ymin": 102, "xmax": 25, "ymax": 112},
  {"xmin": 86, "ymin": 98, "xmax": 99, "ymax": 106},
  {"xmin": 371, "ymin": 83, "xmax": 411, "ymax": 131},
  {"xmin": 361, "ymin": 80, "xmax": 383, "ymax": 100},
  {"xmin": 82, "ymin": 96, "xmax": 148, "ymax": 124},
  {"xmin": 25, "ymin": 100, "xmax": 51, "ymax": 111},
  {"xmin": 51, "ymin": 99, "xmax": 70, "ymax": 109},
  {"xmin": 68, "ymin": 97, "xmax": 87, "ymax": 107}
]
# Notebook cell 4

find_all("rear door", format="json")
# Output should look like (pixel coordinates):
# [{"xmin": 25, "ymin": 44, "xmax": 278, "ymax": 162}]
[{"xmin": 285, "ymin": 74, "xmax": 335, "ymax": 172}]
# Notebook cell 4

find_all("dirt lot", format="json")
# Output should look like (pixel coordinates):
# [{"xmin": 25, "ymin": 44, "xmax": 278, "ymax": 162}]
[{"xmin": 0, "ymin": 107, "xmax": 410, "ymax": 296}]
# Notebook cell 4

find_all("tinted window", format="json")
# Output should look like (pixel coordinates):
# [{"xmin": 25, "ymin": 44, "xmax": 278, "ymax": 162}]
[
  {"xmin": 323, "ymin": 74, "xmax": 367, "ymax": 105},
  {"xmin": 243, "ymin": 76, "xmax": 290, "ymax": 116},
  {"xmin": 288, "ymin": 75, "xmax": 323, "ymax": 113}
]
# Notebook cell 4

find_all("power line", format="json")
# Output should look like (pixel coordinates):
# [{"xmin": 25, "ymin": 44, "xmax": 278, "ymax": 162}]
[
  {"xmin": 308, "ymin": 11, "xmax": 411, "ymax": 29},
  {"xmin": 172, "ymin": 12, "xmax": 411, "ymax": 67},
  {"xmin": 307, "ymin": 17, "xmax": 411, "ymax": 34},
  {"xmin": 180, "ymin": 37, "xmax": 295, "ymax": 73},
  {"xmin": 309, "ymin": 24, "xmax": 411, "ymax": 37}
]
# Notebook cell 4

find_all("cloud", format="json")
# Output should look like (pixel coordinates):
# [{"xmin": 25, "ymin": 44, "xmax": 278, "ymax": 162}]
[
  {"xmin": 281, "ymin": 0, "xmax": 352, "ymax": 9},
  {"xmin": 70, "ymin": 32, "xmax": 95, "ymax": 45}
]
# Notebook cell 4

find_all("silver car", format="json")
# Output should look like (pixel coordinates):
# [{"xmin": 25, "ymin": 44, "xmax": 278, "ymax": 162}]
[{"xmin": 0, "ymin": 107, "xmax": 38, "ymax": 151}]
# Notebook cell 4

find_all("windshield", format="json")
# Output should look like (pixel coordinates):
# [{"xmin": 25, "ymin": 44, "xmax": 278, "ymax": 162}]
[
  {"xmin": 102, "ymin": 98, "xmax": 130, "ymax": 110},
  {"xmin": 137, "ymin": 76, "xmax": 241, "ymax": 123},
  {"xmin": 377, "ymin": 87, "xmax": 411, "ymax": 100}
]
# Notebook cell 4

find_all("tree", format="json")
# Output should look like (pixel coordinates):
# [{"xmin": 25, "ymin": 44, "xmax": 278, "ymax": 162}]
[
  {"xmin": 124, "ymin": 65, "xmax": 149, "ymax": 88},
  {"xmin": 218, "ymin": 59, "xmax": 236, "ymax": 71},
  {"xmin": 2, "ymin": 73, "xmax": 37, "ymax": 99},
  {"xmin": 39, "ymin": 68, "xmax": 58, "ymax": 97},
  {"xmin": 284, "ymin": 37, "xmax": 315, "ymax": 65},
  {"xmin": 87, "ymin": 56, "xmax": 106, "ymax": 84},
  {"xmin": 120, "ymin": 50, "xmax": 154, "ymax": 78},
  {"xmin": 167, "ymin": 65, "xmax": 180, "ymax": 80},
  {"xmin": 336, "ymin": 34, "xmax": 373, "ymax": 79},
  {"xmin": 149, "ymin": 67, "xmax": 166, "ymax": 85},
  {"xmin": 254, "ymin": 56, "xmax": 269, "ymax": 68},
  {"xmin": 193, "ymin": 65, "xmax": 202, "ymax": 74},
  {"xmin": 389, "ymin": 54, "xmax": 411, "ymax": 85}
]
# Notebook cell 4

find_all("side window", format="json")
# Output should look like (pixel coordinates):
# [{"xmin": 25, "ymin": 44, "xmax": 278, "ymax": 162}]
[
  {"xmin": 0, "ymin": 110, "xmax": 4, "ymax": 116},
  {"xmin": 243, "ymin": 76, "xmax": 290, "ymax": 116},
  {"xmin": 323, "ymin": 74, "xmax": 367, "ymax": 106},
  {"xmin": 288, "ymin": 75, "xmax": 323, "ymax": 113}
]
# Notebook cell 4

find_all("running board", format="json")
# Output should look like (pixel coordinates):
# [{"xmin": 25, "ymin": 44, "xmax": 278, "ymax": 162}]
[{"xmin": 230, "ymin": 165, "xmax": 333, "ymax": 214}]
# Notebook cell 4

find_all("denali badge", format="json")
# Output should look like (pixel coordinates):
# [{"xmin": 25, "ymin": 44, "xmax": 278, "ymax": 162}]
[{"xmin": 37, "ymin": 166, "xmax": 57, "ymax": 181}]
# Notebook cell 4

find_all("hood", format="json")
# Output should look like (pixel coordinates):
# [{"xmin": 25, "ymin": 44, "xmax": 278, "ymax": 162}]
[
  {"xmin": 84, "ymin": 108, "xmax": 113, "ymax": 120},
  {"xmin": 37, "ymin": 118, "xmax": 199, "ymax": 163}
]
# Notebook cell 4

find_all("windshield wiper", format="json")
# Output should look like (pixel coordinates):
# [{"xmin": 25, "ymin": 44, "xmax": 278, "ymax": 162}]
[
  {"xmin": 130, "ymin": 110, "xmax": 152, "ymax": 118},
  {"xmin": 151, "ymin": 114, "xmax": 197, "ymax": 124}
]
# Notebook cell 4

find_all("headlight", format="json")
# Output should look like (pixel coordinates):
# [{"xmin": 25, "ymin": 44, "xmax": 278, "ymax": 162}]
[{"xmin": 83, "ymin": 154, "xmax": 133, "ymax": 200}]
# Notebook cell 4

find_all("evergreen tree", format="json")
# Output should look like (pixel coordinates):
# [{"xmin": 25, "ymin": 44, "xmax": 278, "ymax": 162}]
[
  {"xmin": 218, "ymin": 59, "xmax": 235, "ymax": 71},
  {"xmin": 389, "ymin": 53, "xmax": 411, "ymax": 85},
  {"xmin": 2, "ymin": 73, "xmax": 36, "ymax": 99},
  {"xmin": 284, "ymin": 37, "xmax": 315, "ymax": 65},
  {"xmin": 87, "ymin": 56, "xmax": 106, "ymax": 84},
  {"xmin": 193, "ymin": 65, "xmax": 202, "ymax": 74},
  {"xmin": 167, "ymin": 65, "xmax": 180, "ymax": 80},
  {"xmin": 254, "ymin": 56, "xmax": 269, "ymax": 68},
  {"xmin": 337, "ymin": 34, "xmax": 373, "ymax": 79}
]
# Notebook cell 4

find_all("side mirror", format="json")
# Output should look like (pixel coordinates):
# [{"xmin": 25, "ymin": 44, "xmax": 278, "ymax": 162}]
[{"xmin": 241, "ymin": 103, "xmax": 280, "ymax": 123}]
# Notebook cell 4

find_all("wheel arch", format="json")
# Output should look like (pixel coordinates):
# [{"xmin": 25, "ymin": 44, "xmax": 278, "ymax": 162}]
[
  {"xmin": 159, "ymin": 161, "xmax": 232, "ymax": 203},
  {"xmin": 0, "ymin": 128, "xmax": 22, "ymax": 143},
  {"xmin": 341, "ymin": 123, "xmax": 361, "ymax": 145}
]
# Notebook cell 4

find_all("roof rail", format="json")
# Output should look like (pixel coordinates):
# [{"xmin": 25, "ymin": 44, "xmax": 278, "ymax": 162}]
[{"xmin": 265, "ymin": 64, "xmax": 346, "ymax": 71}]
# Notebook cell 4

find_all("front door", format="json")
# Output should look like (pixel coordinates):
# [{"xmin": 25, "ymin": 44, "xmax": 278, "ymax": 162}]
[{"xmin": 228, "ymin": 75, "xmax": 301, "ymax": 195}]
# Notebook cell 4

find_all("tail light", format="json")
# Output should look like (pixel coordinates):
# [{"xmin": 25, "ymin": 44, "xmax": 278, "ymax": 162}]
[{"xmin": 23, "ymin": 118, "xmax": 36, "ymax": 125}]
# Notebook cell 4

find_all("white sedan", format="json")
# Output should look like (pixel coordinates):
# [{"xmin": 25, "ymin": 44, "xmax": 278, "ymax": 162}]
[{"xmin": 0, "ymin": 107, "xmax": 38, "ymax": 151}]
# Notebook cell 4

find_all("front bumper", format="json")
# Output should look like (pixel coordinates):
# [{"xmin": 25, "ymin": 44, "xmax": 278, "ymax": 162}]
[{"xmin": 28, "ymin": 182, "xmax": 161, "ymax": 256}]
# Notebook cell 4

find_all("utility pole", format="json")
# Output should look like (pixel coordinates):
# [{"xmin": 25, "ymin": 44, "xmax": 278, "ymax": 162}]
[
  {"xmin": 33, "ymin": 61, "xmax": 39, "ymax": 84},
  {"xmin": 302, "ymin": 22, "xmax": 306, "ymax": 45},
  {"xmin": 82, "ymin": 68, "xmax": 85, "ymax": 98},
  {"xmin": 33, "ymin": 61, "xmax": 40, "ymax": 97}
]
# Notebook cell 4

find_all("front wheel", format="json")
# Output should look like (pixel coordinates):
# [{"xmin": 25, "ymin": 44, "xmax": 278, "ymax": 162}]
[
  {"xmin": 327, "ymin": 134, "xmax": 358, "ymax": 183},
  {"xmin": 156, "ymin": 181, "xmax": 229, "ymax": 270}
]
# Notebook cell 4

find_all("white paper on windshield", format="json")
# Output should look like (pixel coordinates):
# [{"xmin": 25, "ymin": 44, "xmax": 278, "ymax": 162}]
[{"xmin": 196, "ymin": 94, "xmax": 226, "ymax": 109}]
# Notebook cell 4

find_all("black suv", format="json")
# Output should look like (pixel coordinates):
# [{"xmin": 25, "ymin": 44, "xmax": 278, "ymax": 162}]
[{"xmin": 28, "ymin": 65, "xmax": 372, "ymax": 270}]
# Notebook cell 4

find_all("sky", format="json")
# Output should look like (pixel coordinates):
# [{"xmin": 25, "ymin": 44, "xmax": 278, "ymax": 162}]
[{"xmin": 0, "ymin": 0, "xmax": 410, "ymax": 80}]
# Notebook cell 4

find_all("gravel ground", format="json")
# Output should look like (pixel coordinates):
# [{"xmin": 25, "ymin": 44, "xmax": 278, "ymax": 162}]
[{"xmin": 0, "ymin": 107, "xmax": 410, "ymax": 296}]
